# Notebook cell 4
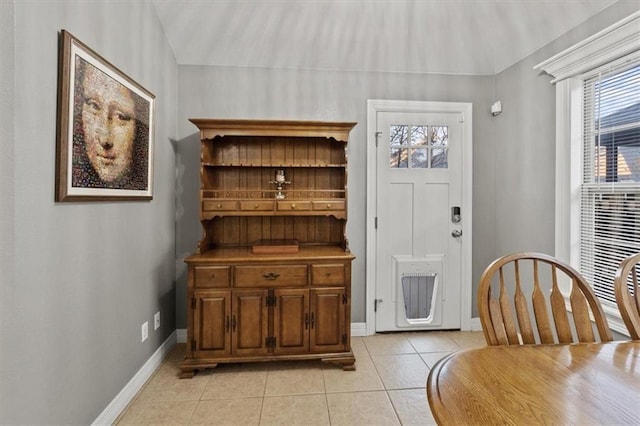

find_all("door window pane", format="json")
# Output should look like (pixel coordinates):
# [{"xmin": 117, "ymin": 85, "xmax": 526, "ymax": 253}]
[
  {"xmin": 390, "ymin": 125, "xmax": 409, "ymax": 145},
  {"xmin": 430, "ymin": 126, "xmax": 448, "ymax": 168},
  {"xmin": 411, "ymin": 126, "xmax": 429, "ymax": 146},
  {"xmin": 431, "ymin": 126, "xmax": 448, "ymax": 147},
  {"xmin": 410, "ymin": 149, "xmax": 428, "ymax": 168},
  {"xmin": 431, "ymin": 148, "xmax": 448, "ymax": 168},
  {"xmin": 390, "ymin": 148, "xmax": 408, "ymax": 168}
]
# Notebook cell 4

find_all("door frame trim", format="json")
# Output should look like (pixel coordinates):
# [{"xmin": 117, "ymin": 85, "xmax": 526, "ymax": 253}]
[{"xmin": 365, "ymin": 99, "xmax": 473, "ymax": 335}]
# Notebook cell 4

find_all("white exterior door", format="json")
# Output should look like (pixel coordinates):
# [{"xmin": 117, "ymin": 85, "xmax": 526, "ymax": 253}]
[{"xmin": 367, "ymin": 101, "xmax": 472, "ymax": 333}]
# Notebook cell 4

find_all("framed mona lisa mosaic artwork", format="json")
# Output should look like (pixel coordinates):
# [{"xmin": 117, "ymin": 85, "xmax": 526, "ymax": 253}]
[{"xmin": 55, "ymin": 30, "xmax": 155, "ymax": 201}]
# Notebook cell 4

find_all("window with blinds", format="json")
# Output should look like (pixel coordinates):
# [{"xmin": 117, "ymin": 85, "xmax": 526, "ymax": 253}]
[{"xmin": 581, "ymin": 60, "xmax": 640, "ymax": 305}]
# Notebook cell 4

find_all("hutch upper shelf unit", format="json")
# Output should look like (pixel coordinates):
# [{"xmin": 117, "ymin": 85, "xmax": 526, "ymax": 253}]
[{"xmin": 181, "ymin": 119, "xmax": 357, "ymax": 378}]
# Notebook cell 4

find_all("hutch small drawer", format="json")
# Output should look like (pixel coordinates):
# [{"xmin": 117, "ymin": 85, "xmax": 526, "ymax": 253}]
[
  {"xmin": 239, "ymin": 200, "xmax": 275, "ymax": 211},
  {"xmin": 194, "ymin": 266, "xmax": 231, "ymax": 288},
  {"xmin": 311, "ymin": 264, "xmax": 345, "ymax": 285},
  {"xmin": 312, "ymin": 200, "xmax": 345, "ymax": 211},
  {"xmin": 277, "ymin": 201, "xmax": 312, "ymax": 211},
  {"xmin": 203, "ymin": 200, "xmax": 237, "ymax": 211}
]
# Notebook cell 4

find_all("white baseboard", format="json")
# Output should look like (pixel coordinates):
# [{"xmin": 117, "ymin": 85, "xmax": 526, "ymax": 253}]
[
  {"xmin": 176, "ymin": 328, "xmax": 187, "ymax": 343},
  {"xmin": 92, "ymin": 330, "xmax": 177, "ymax": 425},
  {"xmin": 470, "ymin": 317, "xmax": 482, "ymax": 331},
  {"xmin": 351, "ymin": 322, "xmax": 367, "ymax": 337}
]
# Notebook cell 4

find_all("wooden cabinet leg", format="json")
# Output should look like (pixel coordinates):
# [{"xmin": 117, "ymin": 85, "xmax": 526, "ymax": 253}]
[
  {"xmin": 322, "ymin": 356, "xmax": 356, "ymax": 371},
  {"xmin": 179, "ymin": 363, "xmax": 218, "ymax": 379},
  {"xmin": 179, "ymin": 368, "xmax": 195, "ymax": 379},
  {"xmin": 341, "ymin": 360, "xmax": 356, "ymax": 371}
]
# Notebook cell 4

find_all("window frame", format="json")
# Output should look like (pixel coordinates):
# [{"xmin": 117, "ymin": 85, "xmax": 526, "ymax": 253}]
[{"xmin": 535, "ymin": 11, "xmax": 640, "ymax": 336}]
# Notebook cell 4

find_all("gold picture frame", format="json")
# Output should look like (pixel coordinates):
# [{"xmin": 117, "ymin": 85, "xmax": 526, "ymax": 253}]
[{"xmin": 55, "ymin": 30, "xmax": 155, "ymax": 201}]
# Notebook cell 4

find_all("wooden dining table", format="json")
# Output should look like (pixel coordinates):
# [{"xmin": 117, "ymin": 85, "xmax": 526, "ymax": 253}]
[{"xmin": 426, "ymin": 340, "xmax": 640, "ymax": 425}]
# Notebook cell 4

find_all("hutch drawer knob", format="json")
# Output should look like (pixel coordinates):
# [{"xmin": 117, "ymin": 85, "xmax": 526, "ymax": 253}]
[
  {"xmin": 326, "ymin": 204, "xmax": 331, "ymax": 209},
  {"xmin": 210, "ymin": 273, "xmax": 216, "ymax": 279},
  {"xmin": 254, "ymin": 203, "xmax": 259, "ymax": 209},
  {"xmin": 291, "ymin": 204, "xmax": 296, "ymax": 209},
  {"xmin": 217, "ymin": 203, "xmax": 222, "ymax": 209},
  {"xmin": 263, "ymin": 272, "xmax": 281, "ymax": 280}
]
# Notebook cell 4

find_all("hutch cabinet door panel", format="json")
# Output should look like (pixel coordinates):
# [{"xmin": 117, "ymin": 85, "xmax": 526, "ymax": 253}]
[
  {"xmin": 193, "ymin": 290, "xmax": 231, "ymax": 357},
  {"xmin": 273, "ymin": 288, "xmax": 310, "ymax": 354},
  {"xmin": 232, "ymin": 289, "xmax": 269, "ymax": 356},
  {"xmin": 310, "ymin": 288, "xmax": 347, "ymax": 352}
]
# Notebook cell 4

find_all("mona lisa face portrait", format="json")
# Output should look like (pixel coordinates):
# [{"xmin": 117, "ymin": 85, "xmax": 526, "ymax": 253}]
[
  {"xmin": 70, "ymin": 56, "xmax": 151, "ymax": 192},
  {"xmin": 81, "ymin": 64, "xmax": 136, "ymax": 183}
]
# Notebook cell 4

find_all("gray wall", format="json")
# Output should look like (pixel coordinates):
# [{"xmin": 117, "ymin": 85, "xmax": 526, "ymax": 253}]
[
  {"xmin": 175, "ymin": 66, "xmax": 496, "ymax": 325},
  {"xmin": 492, "ymin": 1, "xmax": 640, "ymax": 259},
  {"xmin": 0, "ymin": 1, "xmax": 178, "ymax": 424}
]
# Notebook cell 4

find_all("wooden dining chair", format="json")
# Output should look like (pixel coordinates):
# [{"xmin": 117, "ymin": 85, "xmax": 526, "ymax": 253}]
[
  {"xmin": 478, "ymin": 252, "xmax": 613, "ymax": 346},
  {"xmin": 614, "ymin": 253, "xmax": 640, "ymax": 340}
]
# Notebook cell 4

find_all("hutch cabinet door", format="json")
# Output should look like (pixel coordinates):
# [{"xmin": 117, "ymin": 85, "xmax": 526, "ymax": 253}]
[
  {"xmin": 273, "ymin": 288, "xmax": 310, "ymax": 355},
  {"xmin": 310, "ymin": 288, "xmax": 347, "ymax": 352},
  {"xmin": 193, "ymin": 290, "xmax": 231, "ymax": 357},
  {"xmin": 232, "ymin": 289, "xmax": 270, "ymax": 356}
]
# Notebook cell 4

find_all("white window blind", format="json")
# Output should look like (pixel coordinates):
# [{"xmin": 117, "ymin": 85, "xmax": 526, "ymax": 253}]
[{"xmin": 581, "ymin": 60, "xmax": 640, "ymax": 305}]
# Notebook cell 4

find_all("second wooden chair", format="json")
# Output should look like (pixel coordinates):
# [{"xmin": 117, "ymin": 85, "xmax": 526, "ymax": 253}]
[
  {"xmin": 478, "ymin": 252, "xmax": 612, "ymax": 346},
  {"xmin": 614, "ymin": 253, "xmax": 640, "ymax": 340}
]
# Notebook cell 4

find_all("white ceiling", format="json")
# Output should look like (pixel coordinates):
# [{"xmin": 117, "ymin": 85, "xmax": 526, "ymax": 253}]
[{"xmin": 152, "ymin": 0, "xmax": 619, "ymax": 75}]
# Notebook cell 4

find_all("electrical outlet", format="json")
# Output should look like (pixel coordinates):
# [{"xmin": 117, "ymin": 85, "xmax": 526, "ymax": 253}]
[
  {"xmin": 141, "ymin": 321, "xmax": 148, "ymax": 342},
  {"xmin": 154, "ymin": 311, "xmax": 160, "ymax": 330}
]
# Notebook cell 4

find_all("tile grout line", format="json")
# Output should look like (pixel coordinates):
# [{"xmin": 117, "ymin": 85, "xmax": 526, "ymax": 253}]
[
  {"xmin": 320, "ymin": 362, "xmax": 333, "ymax": 426},
  {"xmin": 257, "ymin": 367, "xmax": 269, "ymax": 426},
  {"xmin": 360, "ymin": 336, "xmax": 402, "ymax": 424}
]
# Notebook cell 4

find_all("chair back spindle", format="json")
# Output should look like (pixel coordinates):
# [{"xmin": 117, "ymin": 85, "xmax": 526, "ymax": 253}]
[
  {"xmin": 570, "ymin": 279, "xmax": 596, "ymax": 342},
  {"xmin": 532, "ymin": 260, "xmax": 555, "ymax": 344},
  {"xmin": 513, "ymin": 261, "xmax": 535, "ymax": 344},
  {"xmin": 549, "ymin": 269, "xmax": 573, "ymax": 343},
  {"xmin": 498, "ymin": 268, "xmax": 519, "ymax": 344}
]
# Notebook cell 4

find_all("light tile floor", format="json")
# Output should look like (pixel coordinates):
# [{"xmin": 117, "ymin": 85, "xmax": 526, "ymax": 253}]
[{"xmin": 116, "ymin": 330, "xmax": 486, "ymax": 425}]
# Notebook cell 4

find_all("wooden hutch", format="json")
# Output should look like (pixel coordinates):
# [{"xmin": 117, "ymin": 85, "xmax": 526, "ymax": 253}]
[{"xmin": 180, "ymin": 119, "xmax": 356, "ymax": 378}]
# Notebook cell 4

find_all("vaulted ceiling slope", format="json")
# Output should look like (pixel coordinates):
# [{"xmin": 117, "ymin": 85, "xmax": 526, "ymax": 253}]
[{"xmin": 152, "ymin": 0, "xmax": 618, "ymax": 75}]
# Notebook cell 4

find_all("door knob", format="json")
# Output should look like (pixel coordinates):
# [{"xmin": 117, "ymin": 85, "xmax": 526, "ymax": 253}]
[{"xmin": 451, "ymin": 230, "xmax": 463, "ymax": 238}]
